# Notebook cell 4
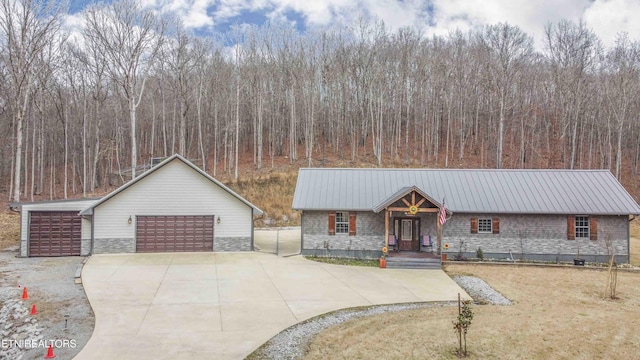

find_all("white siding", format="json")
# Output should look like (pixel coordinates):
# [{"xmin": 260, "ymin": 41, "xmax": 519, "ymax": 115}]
[{"xmin": 93, "ymin": 161, "xmax": 253, "ymax": 240}]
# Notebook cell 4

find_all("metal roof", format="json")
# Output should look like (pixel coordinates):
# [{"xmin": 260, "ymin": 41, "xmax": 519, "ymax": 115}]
[
  {"xmin": 9, "ymin": 197, "xmax": 101, "ymax": 209},
  {"xmin": 292, "ymin": 168, "xmax": 640, "ymax": 215},
  {"xmin": 80, "ymin": 154, "xmax": 263, "ymax": 216}
]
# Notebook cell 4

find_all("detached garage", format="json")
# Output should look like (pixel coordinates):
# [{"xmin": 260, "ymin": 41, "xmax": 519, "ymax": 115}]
[
  {"xmin": 12, "ymin": 154, "xmax": 263, "ymax": 256},
  {"xmin": 13, "ymin": 198, "xmax": 98, "ymax": 257},
  {"xmin": 82, "ymin": 154, "xmax": 263, "ymax": 254}
]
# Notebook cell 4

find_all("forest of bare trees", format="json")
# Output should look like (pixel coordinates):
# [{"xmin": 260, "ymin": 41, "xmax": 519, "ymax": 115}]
[{"xmin": 1, "ymin": 0, "xmax": 639, "ymax": 202}]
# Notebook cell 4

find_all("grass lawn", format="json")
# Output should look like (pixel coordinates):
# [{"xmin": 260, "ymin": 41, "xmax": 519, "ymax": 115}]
[
  {"xmin": 304, "ymin": 256, "xmax": 379, "ymax": 267},
  {"xmin": 303, "ymin": 264, "xmax": 640, "ymax": 359}
]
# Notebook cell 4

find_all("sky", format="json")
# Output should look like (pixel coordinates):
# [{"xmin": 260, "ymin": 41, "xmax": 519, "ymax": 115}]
[{"xmin": 68, "ymin": 0, "xmax": 640, "ymax": 49}]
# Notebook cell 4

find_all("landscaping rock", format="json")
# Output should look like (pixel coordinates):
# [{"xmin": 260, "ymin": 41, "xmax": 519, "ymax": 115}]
[{"xmin": 453, "ymin": 276, "xmax": 512, "ymax": 305}]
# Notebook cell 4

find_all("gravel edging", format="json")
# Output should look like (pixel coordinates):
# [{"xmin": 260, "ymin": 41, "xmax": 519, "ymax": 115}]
[
  {"xmin": 249, "ymin": 302, "xmax": 456, "ymax": 360},
  {"xmin": 453, "ymin": 276, "xmax": 512, "ymax": 305},
  {"xmin": 0, "ymin": 246, "xmax": 95, "ymax": 360}
]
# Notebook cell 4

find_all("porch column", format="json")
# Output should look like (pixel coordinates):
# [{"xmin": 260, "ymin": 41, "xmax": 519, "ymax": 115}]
[
  {"xmin": 436, "ymin": 220, "xmax": 442, "ymax": 256},
  {"xmin": 384, "ymin": 209, "xmax": 389, "ymax": 247}
]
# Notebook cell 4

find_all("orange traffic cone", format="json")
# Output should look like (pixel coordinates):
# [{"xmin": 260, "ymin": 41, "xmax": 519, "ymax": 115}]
[
  {"xmin": 45, "ymin": 344, "xmax": 56, "ymax": 358},
  {"xmin": 21, "ymin": 287, "xmax": 28, "ymax": 300},
  {"xmin": 30, "ymin": 304, "xmax": 37, "ymax": 315}
]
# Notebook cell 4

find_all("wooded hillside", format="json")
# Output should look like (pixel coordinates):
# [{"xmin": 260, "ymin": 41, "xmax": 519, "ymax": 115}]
[{"xmin": 1, "ymin": 0, "xmax": 640, "ymax": 205}]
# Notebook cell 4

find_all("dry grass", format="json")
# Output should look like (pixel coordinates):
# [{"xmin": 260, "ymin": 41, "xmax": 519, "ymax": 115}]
[
  {"xmin": 304, "ymin": 264, "xmax": 640, "ymax": 360},
  {"xmin": 630, "ymin": 220, "xmax": 640, "ymax": 266},
  {"xmin": 225, "ymin": 171, "xmax": 300, "ymax": 227},
  {"xmin": 0, "ymin": 209, "xmax": 20, "ymax": 250}
]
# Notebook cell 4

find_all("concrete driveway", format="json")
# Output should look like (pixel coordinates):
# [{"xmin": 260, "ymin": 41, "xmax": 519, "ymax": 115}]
[{"xmin": 75, "ymin": 253, "xmax": 470, "ymax": 360}]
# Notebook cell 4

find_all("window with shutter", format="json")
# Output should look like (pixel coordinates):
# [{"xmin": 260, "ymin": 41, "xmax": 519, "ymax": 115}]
[
  {"xmin": 478, "ymin": 218, "xmax": 492, "ymax": 233},
  {"xmin": 470, "ymin": 218, "xmax": 478, "ymax": 234},
  {"xmin": 567, "ymin": 216, "xmax": 575, "ymax": 240},
  {"xmin": 349, "ymin": 212, "xmax": 356, "ymax": 236},
  {"xmin": 335, "ymin": 212, "xmax": 349, "ymax": 234},
  {"xmin": 575, "ymin": 216, "xmax": 589, "ymax": 239},
  {"xmin": 589, "ymin": 217, "xmax": 597, "ymax": 240},
  {"xmin": 328, "ymin": 211, "xmax": 336, "ymax": 235}
]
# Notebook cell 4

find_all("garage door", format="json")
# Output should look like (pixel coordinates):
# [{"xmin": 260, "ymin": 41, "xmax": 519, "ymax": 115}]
[
  {"xmin": 29, "ymin": 211, "xmax": 82, "ymax": 257},
  {"xmin": 136, "ymin": 215, "xmax": 214, "ymax": 252}
]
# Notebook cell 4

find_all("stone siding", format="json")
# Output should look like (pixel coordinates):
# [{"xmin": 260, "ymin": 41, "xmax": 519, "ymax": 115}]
[
  {"xmin": 441, "ymin": 214, "xmax": 629, "ymax": 261},
  {"xmin": 214, "ymin": 237, "xmax": 252, "ymax": 252},
  {"xmin": 81, "ymin": 238, "xmax": 91, "ymax": 256},
  {"xmin": 302, "ymin": 210, "xmax": 630, "ymax": 263},
  {"xmin": 302, "ymin": 211, "xmax": 385, "ymax": 258},
  {"xmin": 20, "ymin": 240, "xmax": 27, "ymax": 257},
  {"xmin": 93, "ymin": 238, "xmax": 136, "ymax": 254}
]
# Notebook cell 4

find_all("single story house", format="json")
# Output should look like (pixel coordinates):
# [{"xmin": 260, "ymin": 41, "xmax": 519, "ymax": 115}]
[
  {"xmin": 292, "ymin": 168, "xmax": 640, "ymax": 263},
  {"xmin": 11, "ymin": 154, "xmax": 263, "ymax": 257}
]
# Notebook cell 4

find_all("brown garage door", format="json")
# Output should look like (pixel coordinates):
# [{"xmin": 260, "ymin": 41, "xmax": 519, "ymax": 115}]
[
  {"xmin": 29, "ymin": 211, "xmax": 82, "ymax": 257},
  {"xmin": 136, "ymin": 215, "xmax": 214, "ymax": 252}
]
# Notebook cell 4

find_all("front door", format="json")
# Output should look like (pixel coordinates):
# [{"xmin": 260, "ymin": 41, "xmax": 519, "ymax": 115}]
[{"xmin": 396, "ymin": 217, "xmax": 420, "ymax": 251}]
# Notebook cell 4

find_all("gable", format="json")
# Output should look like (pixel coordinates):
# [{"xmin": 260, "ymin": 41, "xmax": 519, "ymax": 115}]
[{"xmin": 81, "ymin": 154, "xmax": 262, "ymax": 216}]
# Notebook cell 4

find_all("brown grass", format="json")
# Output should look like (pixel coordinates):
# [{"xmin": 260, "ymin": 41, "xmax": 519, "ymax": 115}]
[
  {"xmin": 303, "ymin": 264, "xmax": 640, "ymax": 360},
  {"xmin": 630, "ymin": 220, "xmax": 640, "ymax": 266},
  {"xmin": 0, "ymin": 209, "xmax": 20, "ymax": 250},
  {"xmin": 225, "ymin": 171, "xmax": 300, "ymax": 227}
]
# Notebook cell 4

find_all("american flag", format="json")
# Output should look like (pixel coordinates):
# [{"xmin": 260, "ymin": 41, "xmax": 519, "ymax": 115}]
[{"xmin": 439, "ymin": 199, "xmax": 447, "ymax": 226}]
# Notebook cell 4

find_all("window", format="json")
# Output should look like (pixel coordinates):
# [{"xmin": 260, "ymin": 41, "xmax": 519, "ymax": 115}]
[
  {"xmin": 335, "ymin": 212, "xmax": 349, "ymax": 234},
  {"xmin": 471, "ymin": 218, "xmax": 500, "ymax": 234},
  {"xmin": 478, "ymin": 218, "xmax": 493, "ymax": 233},
  {"xmin": 575, "ymin": 216, "xmax": 589, "ymax": 239}
]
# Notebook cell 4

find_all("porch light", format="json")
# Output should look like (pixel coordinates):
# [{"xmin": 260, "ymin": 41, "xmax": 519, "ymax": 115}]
[
  {"xmin": 128, "ymin": 216, "xmax": 132, "ymax": 225},
  {"xmin": 217, "ymin": 216, "xmax": 221, "ymax": 224}
]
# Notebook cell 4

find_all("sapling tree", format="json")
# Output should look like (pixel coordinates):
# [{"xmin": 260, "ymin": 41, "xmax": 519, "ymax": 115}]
[
  {"xmin": 602, "ymin": 233, "xmax": 618, "ymax": 299},
  {"xmin": 453, "ymin": 295, "xmax": 474, "ymax": 357}
]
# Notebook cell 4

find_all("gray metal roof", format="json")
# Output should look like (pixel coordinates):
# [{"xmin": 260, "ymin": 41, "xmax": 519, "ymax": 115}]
[{"xmin": 292, "ymin": 168, "xmax": 640, "ymax": 215}]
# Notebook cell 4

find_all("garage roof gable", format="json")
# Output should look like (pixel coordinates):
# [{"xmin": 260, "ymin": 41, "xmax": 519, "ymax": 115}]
[{"xmin": 79, "ymin": 154, "xmax": 263, "ymax": 215}]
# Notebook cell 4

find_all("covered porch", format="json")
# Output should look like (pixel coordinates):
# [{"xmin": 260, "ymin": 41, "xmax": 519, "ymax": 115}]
[{"xmin": 373, "ymin": 186, "xmax": 449, "ymax": 258}]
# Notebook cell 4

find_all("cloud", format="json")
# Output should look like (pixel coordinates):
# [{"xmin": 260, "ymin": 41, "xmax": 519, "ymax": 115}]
[
  {"xmin": 429, "ymin": 0, "xmax": 592, "ymax": 48},
  {"xmin": 583, "ymin": 0, "xmax": 640, "ymax": 48},
  {"xmin": 63, "ymin": 0, "xmax": 640, "ymax": 49}
]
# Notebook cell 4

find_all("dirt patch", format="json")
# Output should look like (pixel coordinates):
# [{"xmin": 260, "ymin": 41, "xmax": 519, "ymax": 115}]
[
  {"xmin": 302, "ymin": 264, "xmax": 640, "ymax": 359},
  {"xmin": 0, "ymin": 247, "xmax": 94, "ymax": 360}
]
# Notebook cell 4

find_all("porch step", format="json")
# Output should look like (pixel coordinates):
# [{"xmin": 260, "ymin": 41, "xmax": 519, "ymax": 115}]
[{"xmin": 385, "ymin": 257, "xmax": 442, "ymax": 269}]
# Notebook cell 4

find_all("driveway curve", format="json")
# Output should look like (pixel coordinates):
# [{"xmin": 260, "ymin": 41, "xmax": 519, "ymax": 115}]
[{"xmin": 75, "ymin": 253, "xmax": 469, "ymax": 359}]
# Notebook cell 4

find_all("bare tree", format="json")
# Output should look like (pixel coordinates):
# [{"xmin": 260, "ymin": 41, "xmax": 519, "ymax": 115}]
[
  {"xmin": 83, "ymin": 0, "xmax": 166, "ymax": 178},
  {"xmin": 604, "ymin": 33, "xmax": 640, "ymax": 179},
  {"xmin": 480, "ymin": 23, "xmax": 533, "ymax": 168},
  {"xmin": 0, "ymin": 0, "xmax": 64, "ymax": 202},
  {"xmin": 545, "ymin": 20, "xmax": 600, "ymax": 169}
]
